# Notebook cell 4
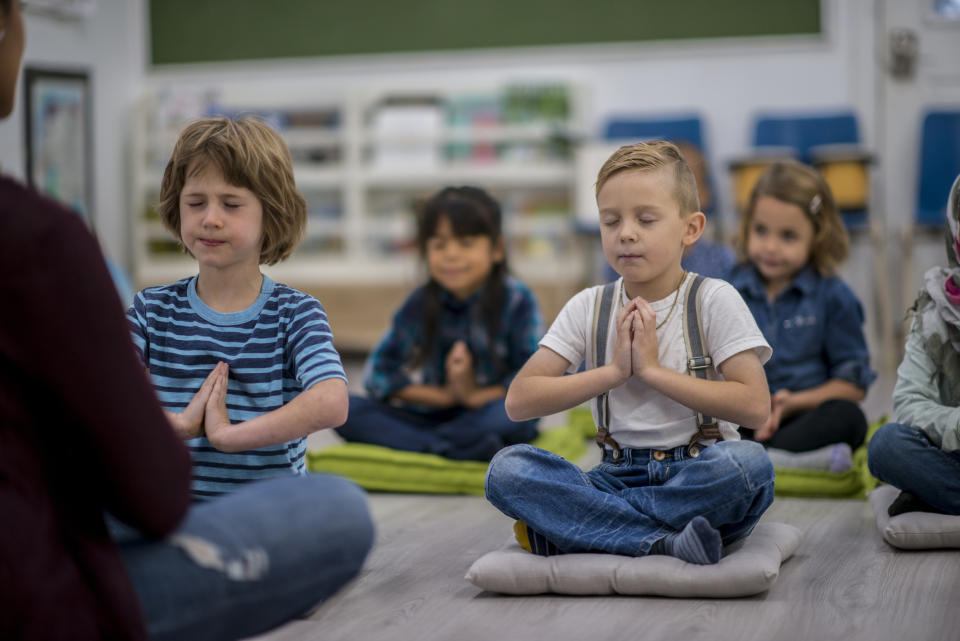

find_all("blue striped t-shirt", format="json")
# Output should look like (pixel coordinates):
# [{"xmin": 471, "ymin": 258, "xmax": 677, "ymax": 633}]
[{"xmin": 127, "ymin": 275, "xmax": 346, "ymax": 500}]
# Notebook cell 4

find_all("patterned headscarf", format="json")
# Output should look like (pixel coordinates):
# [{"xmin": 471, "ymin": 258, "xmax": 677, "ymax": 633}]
[{"xmin": 914, "ymin": 174, "xmax": 960, "ymax": 376}]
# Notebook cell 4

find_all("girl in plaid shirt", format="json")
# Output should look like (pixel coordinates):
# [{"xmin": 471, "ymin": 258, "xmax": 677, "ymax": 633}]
[{"xmin": 335, "ymin": 186, "xmax": 543, "ymax": 461}]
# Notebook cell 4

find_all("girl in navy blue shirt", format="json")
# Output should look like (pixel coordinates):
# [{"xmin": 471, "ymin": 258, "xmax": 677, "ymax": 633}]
[
  {"xmin": 335, "ymin": 186, "xmax": 542, "ymax": 461},
  {"xmin": 728, "ymin": 161, "xmax": 875, "ymax": 472}
]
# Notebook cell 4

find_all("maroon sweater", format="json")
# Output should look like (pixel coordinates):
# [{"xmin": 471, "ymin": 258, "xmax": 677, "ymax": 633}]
[{"xmin": 0, "ymin": 176, "xmax": 192, "ymax": 640}]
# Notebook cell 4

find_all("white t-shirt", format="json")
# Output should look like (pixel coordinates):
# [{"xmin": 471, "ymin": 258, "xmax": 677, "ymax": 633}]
[{"xmin": 540, "ymin": 274, "xmax": 771, "ymax": 449}]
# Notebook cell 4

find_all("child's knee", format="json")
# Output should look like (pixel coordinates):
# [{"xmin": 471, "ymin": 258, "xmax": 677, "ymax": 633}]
[
  {"xmin": 867, "ymin": 422, "xmax": 911, "ymax": 476},
  {"xmin": 823, "ymin": 399, "xmax": 868, "ymax": 443},
  {"xmin": 867, "ymin": 423, "xmax": 891, "ymax": 458},
  {"xmin": 724, "ymin": 438, "xmax": 767, "ymax": 464},
  {"xmin": 485, "ymin": 444, "xmax": 544, "ymax": 498},
  {"xmin": 716, "ymin": 440, "xmax": 774, "ymax": 489},
  {"xmin": 304, "ymin": 476, "xmax": 373, "ymax": 536},
  {"xmin": 868, "ymin": 422, "xmax": 911, "ymax": 458},
  {"xmin": 488, "ymin": 444, "xmax": 537, "ymax": 479}
]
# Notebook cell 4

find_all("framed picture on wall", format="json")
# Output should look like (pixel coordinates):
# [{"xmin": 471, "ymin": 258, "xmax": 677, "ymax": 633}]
[{"xmin": 23, "ymin": 67, "xmax": 94, "ymax": 227}]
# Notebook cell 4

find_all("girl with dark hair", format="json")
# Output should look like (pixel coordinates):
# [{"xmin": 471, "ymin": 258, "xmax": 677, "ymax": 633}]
[{"xmin": 336, "ymin": 186, "xmax": 542, "ymax": 461}]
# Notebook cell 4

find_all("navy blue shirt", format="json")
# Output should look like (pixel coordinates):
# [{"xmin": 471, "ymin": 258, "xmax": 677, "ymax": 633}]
[
  {"xmin": 365, "ymin": 276, "xmax": 542, "ymax": 408},
  {"xmin": 728, "ymin": 263, "xmax": 876, "ymax": 394},
  {"xmin": 683, "ymin": 239, "xmax": 736, "ymax": 280}
]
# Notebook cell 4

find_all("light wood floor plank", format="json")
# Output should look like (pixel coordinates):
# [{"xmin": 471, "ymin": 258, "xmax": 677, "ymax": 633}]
[
  {"xmin": 248, "ymin": 493, "xmax": 960, "ymax": 641},
  {"xmin": 258, "ymin": 371, "xmax": 954, "ymax": 641}
]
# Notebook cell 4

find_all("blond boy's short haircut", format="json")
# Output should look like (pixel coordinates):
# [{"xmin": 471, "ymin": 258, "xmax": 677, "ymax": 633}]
[
  {"xmin": 595, "ymin": 140, "xmax": 701, "ymax": 216},
  {"xmin": 158, "ymin": 117, "xmax": 307, "ymax": 266},
  {"xmin": 735, "ymin": 161, "xmax": 848, "ymax": 276}
]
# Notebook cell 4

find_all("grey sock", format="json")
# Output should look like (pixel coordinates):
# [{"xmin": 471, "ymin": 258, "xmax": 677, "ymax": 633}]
[
  {"xmin": 656, "ymin": 516, "xmax": 722, "ymax": 565},
  {"xmin": 766, "ymin": 443, "xmax": 853, "ymax": 473}
]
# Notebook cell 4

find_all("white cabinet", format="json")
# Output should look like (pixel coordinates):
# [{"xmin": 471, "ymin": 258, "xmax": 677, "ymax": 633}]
[{"xmin": 130, "ymin": 82, "xmax": 587, "ymax": 349}]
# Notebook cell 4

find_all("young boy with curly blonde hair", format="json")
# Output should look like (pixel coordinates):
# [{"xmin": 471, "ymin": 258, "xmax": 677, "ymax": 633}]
[
  {"xmin": 485, "ymin": 141, "xmax": 775, "ymax": 564},
  {"xmin": 128, "ymin": 116, "xmax": 349, "ymax": 500}
]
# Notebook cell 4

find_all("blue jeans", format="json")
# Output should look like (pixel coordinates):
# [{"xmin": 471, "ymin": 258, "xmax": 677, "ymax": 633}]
[
  {"xmin": 485, "ymin": 440, "xmax": 775, "ymax": 556},
  {"xmin": 335, "ymin": 394, "xmax": 539, "ymax": 460},
  {"xmin": 867, "ymin": 422, "xmax": 960, "ymax": 515},
  {"xmin": 116, "ymin": 475, "xmax": 374, "ymax": 641}
]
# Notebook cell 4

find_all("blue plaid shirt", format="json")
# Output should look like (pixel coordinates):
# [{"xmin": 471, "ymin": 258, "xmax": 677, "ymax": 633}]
[
  {"xmin": 728, "ymin": 263, "xmax": 876, "ymax": 394},
  {"xmin": 365, "ymin": 276, "xmax": 543, "ymax": 406}
]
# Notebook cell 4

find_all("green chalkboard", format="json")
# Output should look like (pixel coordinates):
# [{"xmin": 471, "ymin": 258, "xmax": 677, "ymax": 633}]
[{"xmin": 149, "ymin": 0, "xmax": 821, "ymax": 66}]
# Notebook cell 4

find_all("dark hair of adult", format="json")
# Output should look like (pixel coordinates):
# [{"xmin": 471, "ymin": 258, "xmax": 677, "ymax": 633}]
[{"xmin": 414, "ymin": 186, "xmax": 508, "ymax": 375}]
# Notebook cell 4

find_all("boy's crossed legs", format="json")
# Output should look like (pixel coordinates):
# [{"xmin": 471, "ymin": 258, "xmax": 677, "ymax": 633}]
[{"xmin": 485, "ymin": 440, "xmax": 774, "ymax": 564}]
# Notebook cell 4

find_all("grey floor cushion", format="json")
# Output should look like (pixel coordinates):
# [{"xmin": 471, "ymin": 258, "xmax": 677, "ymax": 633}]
[
  {"xmin": 465, "ymin": 521, "xmax": 801, "ymax": 597},
  {"xmin": 869, "ymin": 485, "xmax": 960, "ymax": 550}
]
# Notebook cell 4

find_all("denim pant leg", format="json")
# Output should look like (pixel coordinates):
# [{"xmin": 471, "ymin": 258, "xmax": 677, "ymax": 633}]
[
  {"xmin": 335, "ymin": 394, "xmax": 455, "ymax": 454},
  {"xmin": 868, "ymin": 422, "xmax": 960, "ymax": 514},
  {"xmin": 615, "ymin": 440, "xmax": 775, "ymax": 546},
  {"xmin": 485, "ymin": 444, "xmax": 670, "ymax": 556},
  {"xmin": 118, "ymin": 475, "xmax": 374, "ymax": 641},
  {"xmin": 435, "ymin": 398, "xmax": 539, "ymax": 447}
]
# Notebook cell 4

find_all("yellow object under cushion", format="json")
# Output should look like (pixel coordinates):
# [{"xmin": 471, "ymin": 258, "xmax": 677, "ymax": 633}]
[
  {"xmin": 513, "ymin": 520, "xmax": 533, "ymax": 553},
  {"xmin": 306, "ymin": 414, "xmax": 595, "ymax": 495}
]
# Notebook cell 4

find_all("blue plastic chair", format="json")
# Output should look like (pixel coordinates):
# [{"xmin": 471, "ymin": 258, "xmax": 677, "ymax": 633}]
[
  {"xmin": 750, "ymin": 110, "xmax": 866, "ymax": 229},
  {"xmin": 753, "ymin": 111, "xmax": 860, "ymax": 165},
  {"xmin": 602, "ymin": 115, "xmax": 713, "ymax": 215},
  {"xmin": 604, "ymin": 115, "xmax": 704, "ymax": 150},
  {"xmin": 916, "ymin": 110, "xmax": 960, "ymax": 227}
]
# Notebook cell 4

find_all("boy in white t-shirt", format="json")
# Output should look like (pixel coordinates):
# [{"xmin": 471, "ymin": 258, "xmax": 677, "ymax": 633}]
[{"xmin": 485, "ymin": 141, "xmax": 774, "ymax": 564}]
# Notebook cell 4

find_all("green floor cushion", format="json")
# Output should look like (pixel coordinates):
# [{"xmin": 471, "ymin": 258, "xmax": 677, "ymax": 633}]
[
  {"xmin": 306, "ymin": 417, "xmax": 595, "ymax": 495},
  {"xmin": 308, "ymin": 409, "xmax": 884, "ymax": 498},
  {"xmin": 772, "ymin": 416, "xmax": 885, "ymax": 499}
]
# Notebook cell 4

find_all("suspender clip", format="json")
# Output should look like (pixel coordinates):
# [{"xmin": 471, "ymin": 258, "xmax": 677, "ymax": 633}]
[
  {"xmin": 595, "ymin": 426, "xmax": 623, "ymax": 461},
  {"xmin": 686, "ymin": 356, "xmax": 713, "ymax": 371}
]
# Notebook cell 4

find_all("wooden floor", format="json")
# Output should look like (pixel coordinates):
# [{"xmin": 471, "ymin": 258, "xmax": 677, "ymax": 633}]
[
  {"xmin": 251, "ymin": 480, "xmax": 960, "ymax": 641},
  {"xmin": 247, "ymin": 365, "xmax": 960, "ymax": 640}
]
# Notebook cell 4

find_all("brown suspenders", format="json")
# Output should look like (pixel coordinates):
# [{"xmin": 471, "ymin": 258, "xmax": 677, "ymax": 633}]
[{"xmin": 589, "ymin": 274, "xmax": 723, "ymax": 461}]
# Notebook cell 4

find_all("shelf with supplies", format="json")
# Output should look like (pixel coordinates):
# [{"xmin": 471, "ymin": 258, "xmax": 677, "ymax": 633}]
[{"xmin": 130, "ymin": 81, "xmax": 588, "ymax": 350}]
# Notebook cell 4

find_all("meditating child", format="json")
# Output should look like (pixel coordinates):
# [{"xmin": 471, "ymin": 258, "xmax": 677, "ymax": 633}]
[
  {"xmin": 601, "ymin": 143, "xmax": 734, "ymax": 280},
  {"xmin": 128, "ymin": 116, "xmax": 350, "ymax": 501},
  {"xmin": 728, "ymin": 161, "xmax": 876, "ymax": 472},
  {"xmin": 485, "ymin": 141, "xmax": 774, "ymax": 564},
  {"xmin": 335, "ymin": 186, "xmax": 542, "ymax": 461},
  {"xmin": 868, "ymin": 174, "xmax": 960, "ymax": 516}
]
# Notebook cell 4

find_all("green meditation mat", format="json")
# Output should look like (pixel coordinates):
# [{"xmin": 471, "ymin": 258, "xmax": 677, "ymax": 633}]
[
  {"xmin": 306, "ymin": 412, "xmax": 596, "ymax": 495},
  {"xmin": 772, "ymin": 416, "xmax": 885, "ymax": 499},
  {"xmin": 308, "ymin": 408, "xmax": 884, "ymax": 498}
]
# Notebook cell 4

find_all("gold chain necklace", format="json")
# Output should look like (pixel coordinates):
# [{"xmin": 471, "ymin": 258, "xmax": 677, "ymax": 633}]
[{"xmin": 654, "ymin": 270, "xmax": 686, "ymax": 330}]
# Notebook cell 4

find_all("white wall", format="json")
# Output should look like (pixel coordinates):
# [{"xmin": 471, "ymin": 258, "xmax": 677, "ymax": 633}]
[
  {"xmin": 0, "ymin": 0, "xmax": 145, "ymax": 267},
  {"xmin": 1, "ymin": 0, "xmax": 881, "ymax": 275},
  {"xmin": 145, "ymin": 1, "xmax": 875, "ymax": 238}
]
